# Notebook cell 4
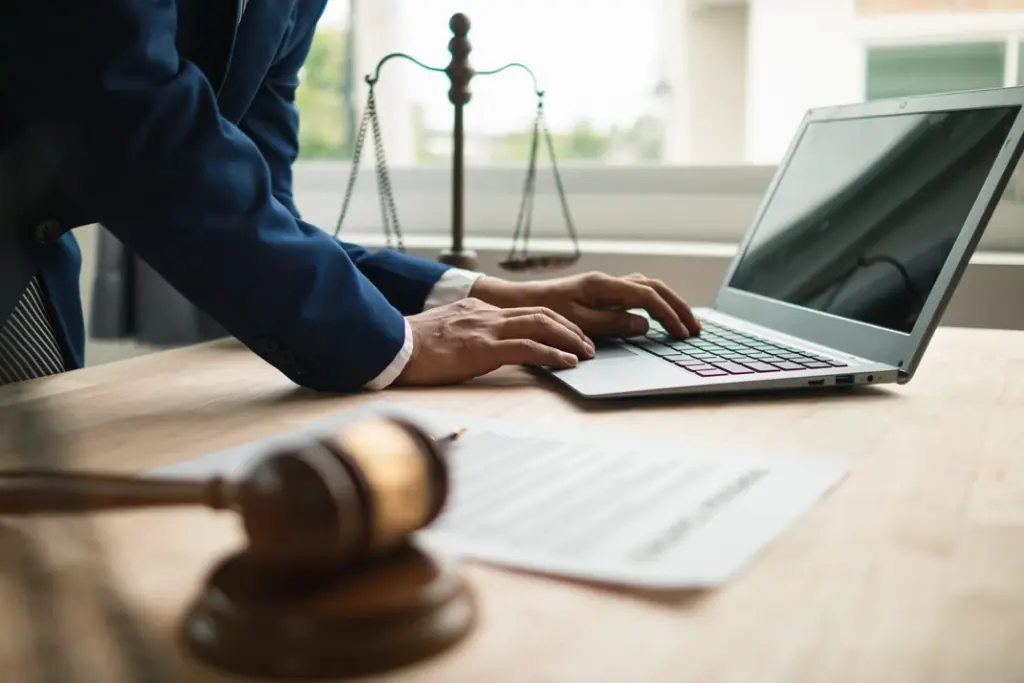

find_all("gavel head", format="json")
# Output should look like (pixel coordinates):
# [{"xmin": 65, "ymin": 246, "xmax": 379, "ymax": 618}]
[{"xmin": 232, "ymin": 417, "xmax": 449, "ymax": 569}]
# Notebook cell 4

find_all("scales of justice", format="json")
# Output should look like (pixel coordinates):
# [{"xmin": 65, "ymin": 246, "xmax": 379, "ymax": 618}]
[{"xmin": 334, "ymin": 12, "xmax": 582, "ymax": 273}]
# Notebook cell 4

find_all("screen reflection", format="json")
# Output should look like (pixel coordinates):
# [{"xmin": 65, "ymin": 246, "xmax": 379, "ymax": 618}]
[{"xmin": 728, "ymin": 106, "xmax": 1019, "ymax": 333}]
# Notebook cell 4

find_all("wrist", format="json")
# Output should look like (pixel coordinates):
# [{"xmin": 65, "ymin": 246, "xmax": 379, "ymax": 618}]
[
  {"xmin": 393, "ymin": 318, "xmax": 420, "ymax": 385},
  {"xmin": 469, "ymin": 275, "xmax": 529, "ymax": 308}
]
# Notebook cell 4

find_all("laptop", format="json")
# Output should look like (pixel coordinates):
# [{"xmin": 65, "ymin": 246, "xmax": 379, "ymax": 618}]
[{"xmin": 542, "ymin": 86, "xmax": 1024, "ymax": 399}]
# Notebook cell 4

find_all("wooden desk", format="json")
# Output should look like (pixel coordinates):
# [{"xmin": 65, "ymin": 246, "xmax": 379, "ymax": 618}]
[{"xmin": 1, "ymin": 326, "xmax": 1023, "ymax": 683}]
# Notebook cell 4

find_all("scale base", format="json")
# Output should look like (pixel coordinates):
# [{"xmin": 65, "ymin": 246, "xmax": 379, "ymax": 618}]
[{"xmin": 180, "ymin": 544, "xmax": 476, "ymax": 680}]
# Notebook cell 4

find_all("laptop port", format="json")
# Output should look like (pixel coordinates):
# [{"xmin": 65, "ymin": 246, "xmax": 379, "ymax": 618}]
[
  {"xmin": 835, "ymin": 374, "xmax": 855, "ymax": 385},
  {"xmin": 807, "ymin": 379, "xmax": 825, "ymax": 386}
]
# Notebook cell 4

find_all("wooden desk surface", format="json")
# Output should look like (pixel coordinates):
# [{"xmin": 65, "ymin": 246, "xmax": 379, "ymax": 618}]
[{"xmin": 1, "ymin": 326, "xmax": 1023, "ymax": 683}]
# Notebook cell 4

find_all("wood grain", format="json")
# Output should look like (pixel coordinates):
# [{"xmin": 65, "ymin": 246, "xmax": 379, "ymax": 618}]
[{"xmin": 0, "ymin": 327, "xmax": 1022, "ymax": 682}]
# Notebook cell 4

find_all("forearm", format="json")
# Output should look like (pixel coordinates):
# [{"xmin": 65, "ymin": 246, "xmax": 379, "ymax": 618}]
[
  {"xmin": 337, "ymin": 242, "xmax": 462, "ymax": 314},
  {"xmin": 467, "ymin": 274, "xmax": 532, "ymax": 308}
]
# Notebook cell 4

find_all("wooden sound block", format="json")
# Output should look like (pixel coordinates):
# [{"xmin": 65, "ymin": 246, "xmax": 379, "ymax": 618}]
[{"xmin": 180, "ymin": 543, "xmax": 477, "ymax": 680}]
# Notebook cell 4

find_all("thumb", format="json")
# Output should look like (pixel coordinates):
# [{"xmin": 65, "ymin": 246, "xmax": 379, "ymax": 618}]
[{"xmin": 573, "ymin": 307, "xmax": 650, "ymax": 338}]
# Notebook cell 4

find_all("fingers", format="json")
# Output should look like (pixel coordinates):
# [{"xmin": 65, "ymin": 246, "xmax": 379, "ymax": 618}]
[
  {"xmin": 502, "ymin": 306, "xmax": 593, "ymax": 347},
  {"xmin": 625, "ymin": 273, "xmax": 701, "ymax": 335},
  {"xmin": 491, "ymin": 339, "xmax": 580, "ymax": 369},
  {"xmin": 570, "ymin": 307, "xmax": 651, "ymax": 338},
  {"xmin": 499, "ymin": 310, "xmax": 595, "ymax": 360},
  {"xmin": 585, "ymin": 274, "xmax": 691, "ymax": 338}
]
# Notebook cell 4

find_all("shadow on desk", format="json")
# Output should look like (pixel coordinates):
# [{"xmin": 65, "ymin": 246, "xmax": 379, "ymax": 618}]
[
  {"xmin": 181, "ymin": 367, "xmax": 900, "ymax": 420},
  {"xmin": 0, "ymin": 521, "xmax": 180, "ymax": 682},
  {"xmin": 528, "ymin": 370, "xmax": 901, "ymax": 413}
]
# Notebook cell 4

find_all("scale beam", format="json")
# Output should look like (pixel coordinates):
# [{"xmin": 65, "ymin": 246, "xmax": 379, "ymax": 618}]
[{"xmin": 334, "ymin": 12, "xmax": 581, "ymax": 274}]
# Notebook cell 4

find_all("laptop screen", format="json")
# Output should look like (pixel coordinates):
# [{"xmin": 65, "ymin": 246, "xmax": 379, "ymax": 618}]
[{"xmin": 726, "ymin": 105, "xmax": 1019, "ymax": 334}]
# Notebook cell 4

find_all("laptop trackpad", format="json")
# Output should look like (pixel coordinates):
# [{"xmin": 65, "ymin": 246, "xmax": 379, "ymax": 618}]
[{"xmin": 592, "ymin": 341, "xmax": 639, "ymax": 360}]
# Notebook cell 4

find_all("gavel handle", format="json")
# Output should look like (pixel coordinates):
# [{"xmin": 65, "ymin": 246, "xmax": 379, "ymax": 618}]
[{"xmin": 0, "ymin": 469, "xmax": 233, "ymax": 515}]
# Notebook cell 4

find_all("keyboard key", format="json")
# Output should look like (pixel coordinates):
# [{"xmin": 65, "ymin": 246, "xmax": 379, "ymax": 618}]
[
  {"xmin": 623, "ymin": 322, "xmax": 849, "ymax": 373},
  {"xmin": 685, "ymin": 363, "xmax": 717, "ymax": 372},
  {"xmin": 711, "ymin": 361, "xmax": 755, "ymax": 375},
  {"xmin": 693, "ymin": 368, "xmax": 728, "ymax": 377},
  {"xmin": 741, "ymin": 361, "xmax": 781, "ymax": 373}
]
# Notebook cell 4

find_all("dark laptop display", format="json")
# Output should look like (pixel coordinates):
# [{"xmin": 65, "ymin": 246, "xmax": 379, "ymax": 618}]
[{"xmin": 726, "ymin": 106, "xmax": 1019, "ymax": 334}]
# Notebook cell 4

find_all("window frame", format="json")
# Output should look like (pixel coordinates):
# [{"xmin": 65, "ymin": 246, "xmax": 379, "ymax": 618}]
[
  {"xmin": 290, "ymin": 5, "xmax": 1024, "ymax": 254},
  {"xmin": 864, "ymin": 41, "xmax": 1009, "ymax": 102},
  {"xmin": 856, "ymin": 11, "xmax": 1024, "ymax": 87}
]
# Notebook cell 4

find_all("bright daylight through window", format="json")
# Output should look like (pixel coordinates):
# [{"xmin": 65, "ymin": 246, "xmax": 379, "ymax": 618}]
[{"xmin": 292, "ymin": 0, "xmax": 1024, "ymax": 253}]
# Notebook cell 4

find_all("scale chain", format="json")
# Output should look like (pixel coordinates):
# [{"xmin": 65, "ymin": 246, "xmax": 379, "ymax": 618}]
[
  {"xmin": 332, "ymin": 95, "xmax": 371, "ymax": 238},
  {"xmin": 506, "ymin": 102, "xmax": 579, "ymax": 264},
  {"xmin": 508, "ymin": 104, "xmax": 541, "ymax": 260},
  {"xmin": 539, "ymin": 107, "xmax": 580, "ymax": 254},
  {"xmin": 368, "ymin": 91, "xmax": 405, "ymax": 252},
  {"xmin": 333, "ymin": 88, "xmax": 405, "ymax": 253}
]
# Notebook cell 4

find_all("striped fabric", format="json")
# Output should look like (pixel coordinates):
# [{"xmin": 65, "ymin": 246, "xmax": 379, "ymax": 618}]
[{"xmin": 0, "ymin": 276, "xmax": 66, "ymax": 385}]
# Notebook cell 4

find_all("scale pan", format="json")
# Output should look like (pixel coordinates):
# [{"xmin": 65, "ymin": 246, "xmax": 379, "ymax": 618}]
[{"xmin": 498, "ymin": 254, "xmax": 580, "ymax": 272}]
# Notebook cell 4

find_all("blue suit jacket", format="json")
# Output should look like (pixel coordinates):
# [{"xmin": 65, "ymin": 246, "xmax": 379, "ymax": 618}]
[{"xmin": 0, "ymin": 0, "xmax": 449, "ymax": 392}]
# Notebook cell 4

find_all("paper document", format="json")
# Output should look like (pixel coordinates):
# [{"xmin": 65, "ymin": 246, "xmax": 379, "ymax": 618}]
[{"xmin": 152, "ymin": 404, "xmax": 848, "ymax": 589}]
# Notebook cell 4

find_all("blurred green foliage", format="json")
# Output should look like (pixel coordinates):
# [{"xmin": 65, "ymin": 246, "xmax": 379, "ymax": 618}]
[{"xmin": 296, "ymin": 27, "xmax": 351, "ymax": 159}]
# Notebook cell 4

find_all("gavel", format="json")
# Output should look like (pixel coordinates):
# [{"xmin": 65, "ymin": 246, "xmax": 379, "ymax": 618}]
[
  {"xmin": 0, "ymin": 416, "xmax": 477, "ymax": 680},
  {"xmin": 0, "ymin": 417, "xmax": 456, "ymax": 566}
]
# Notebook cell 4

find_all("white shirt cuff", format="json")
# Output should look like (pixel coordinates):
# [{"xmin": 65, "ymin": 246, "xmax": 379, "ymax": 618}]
[
  {"xmin": 423, "ymin": 267, "xmax": 484, "ymax": 309},
  {"xmin": 364, "ymin": 268, "xmax": 482, "ymax": 391},
  {"xmin": 364, "ymin": 318, "xmax": 414, "ymax": 390}
]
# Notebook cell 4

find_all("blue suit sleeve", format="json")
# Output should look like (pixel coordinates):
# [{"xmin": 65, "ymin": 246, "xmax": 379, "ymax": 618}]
[
  {"xmin": 238, "ymin": 8, "xmax": 451, "ymax": 316},
  {"xmin": 0, "ymin": 1, "xmax": 407, "ymax": 392}
]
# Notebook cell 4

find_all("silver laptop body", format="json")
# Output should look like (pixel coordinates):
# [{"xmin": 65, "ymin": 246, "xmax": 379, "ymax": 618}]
[{"xmin": 543, "ymin": 86, "xmax": 1024, "ymax": 399}]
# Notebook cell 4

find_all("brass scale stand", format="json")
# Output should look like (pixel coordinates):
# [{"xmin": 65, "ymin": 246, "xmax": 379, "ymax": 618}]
[{"xmin": 334, "ymin": 12, "xmax": 581, "ymax": 272}]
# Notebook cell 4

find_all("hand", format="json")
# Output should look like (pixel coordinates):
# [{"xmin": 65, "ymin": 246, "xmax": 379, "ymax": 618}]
[
  {"xmin": 393, "ymin": 298, "xmax": 596, "ymax": 386},
  {"xmin": 469, "ymin": 271, "xmax": 700, "ymax": 339}
]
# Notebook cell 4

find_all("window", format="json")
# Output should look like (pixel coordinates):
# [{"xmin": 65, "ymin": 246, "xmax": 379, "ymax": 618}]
[
  {"xmin": 866, "ymin": 42, "xmax": 1006, "ymax": 100},
  {"xmin": 298, "ymin": 0, "xmax": 669, "ymax": 166},
  {"xmin": 296, "ymin": 1, "xmax": 354, "ymax": 160},
  {"xmin": 291, "ymin": 1, "xmax": 1024, "ymax": 253}
]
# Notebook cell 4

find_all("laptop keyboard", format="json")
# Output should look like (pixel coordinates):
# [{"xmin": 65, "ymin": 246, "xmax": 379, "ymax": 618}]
[{"xmin": 623, "ymin": 320, "xmax": 847, "ymax": 378}]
